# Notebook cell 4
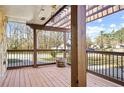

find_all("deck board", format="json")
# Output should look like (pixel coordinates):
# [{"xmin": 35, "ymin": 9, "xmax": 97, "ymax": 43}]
[
  {"xmin": 20, "ymin": 69, "xmax": 25, "ymax": 87},
  {"xmin": 14, "ymin": 69, "xmax": 20, "ymax": 87},
  {"xmin": 2, "ymin": 70, "xmax": 12, "ymax": 87},
  {"xmin": 23, "ymin": 68, "xmax": 31, "ymax": 87},
  {"xmin": 0, "ymin": 65, "xmax": 122, "ymax": 87}
]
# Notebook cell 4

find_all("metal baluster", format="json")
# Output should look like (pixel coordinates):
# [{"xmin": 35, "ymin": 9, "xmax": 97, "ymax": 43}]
[
  {"xmin": 113, "ymin": 55, "xmax": 115, "ymax": 78},
  {"xmin": 24, "ymin": 51, "xmax": 25, "ymax": 66},
  {"xmin": 44, "ymin": 51, "xmax": 46, "ymax": 64},
  {"xmin": 102, "ymin": 54, "xmax": 105, "ymax": 75},
  {"xmin": 121, "ymin": 56, "xmax": 123, "ymax": 81},
  {"xmin": 9, "ymin": 52, "xmax": 11, "ymax": 67},
  {"xmin": 28, "ymin": 52, "xmax": 32, "ymax": 65},
  {"xmin": 21, "ymin": 51, "xmax": 23, "ymax": 66},
  {"xmin": 16, "ymin": 52, "xmax": 18, "ymax": 67},
  {"xmin": 96, "ymin": 53, "xmax": 98, "ymax": 73},
  {"xmin": 11, "ymin": 52, "xmax": 13, "ymax": 67},
  {"xmin": 19, "ymin": 52, "xmax": 20, "ymax": 67},
  {"xmin": 117, "ymin": 55, "xmax": 119, "ymax": 80},
  {"xmin": 14, "ymin": 52, "xmax": 15, "ymax": 67},
  {"xmin": 102, "ymin": 53, "xmax": 103, "ymax": 74},
  {"xmin": 98, "ymin": 53, "xmax": 100, "ymax": 73},
  {"xmin": 93, "ymin": 53, "xmax": 95, "ymax": 72},
  {"xmin": 24, "ymin": 51, "xmax": 26, "ymax": 66},
  {"xmin": 48, "ymin": 51, "xmax": 49, "ymax": 64},
  {"xmin": 90, "ymin": 53, "xmax": 91, "ymax": 70},
  {"xmin": 105, "ymin": 54, "xmax": 107, "ymax": 75},
  {"xmin": 8, "ymin": 52, "xmax": 10, "ymax": 67},
  {"xmin": 89, "ymin": 53, "xmax": 90, "ymax": 70},
  {"xmin": 26, "ymin": 51, "xmax": 27, "ymax": 66},
  {"xmin": 29, "ymin": 52, "xmax": 30, "ymax": 66},
  {"xmin": 29, "ymin": 52, "xmax": 31, "ymax": 66},
  {"xmin": 109, "ymin": 54, "xmax": 111, "ymax": 76},
  {"xmin": 95, "ymin": 53, "xmax": 96, "ymax": 72},
  {"xmin": 27, "ymin": 52, "xmax": 29, "ymax": 66},
  {"xmin": 14, "ymin": 52, "xmax": 16, "ymax": 67}
]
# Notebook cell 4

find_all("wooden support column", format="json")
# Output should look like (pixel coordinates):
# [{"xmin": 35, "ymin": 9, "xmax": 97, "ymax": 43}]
[
  {"xmin": 71, "ymin": 5, "xmax": 87, "ymax": 87},
  {"xmin": 63, "ymin": 32, "xmax": 66, "ymax": 58},
  {"xmin": 33, "ymin": 28, "xmax": 37, "ymax": 67}
]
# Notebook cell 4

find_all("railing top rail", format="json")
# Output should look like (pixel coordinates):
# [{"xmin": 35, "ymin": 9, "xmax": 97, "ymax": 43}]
[
  {"xmin": 7, "ymin": 49, "xmax": 70, "ymax": 52},
  {"xmin": 86, "ymin": 50, "xmax": 124, "ymax": 55},
  {"xmin": 7, "ymin": 49, "xmax": 34, "ymax": 52}
]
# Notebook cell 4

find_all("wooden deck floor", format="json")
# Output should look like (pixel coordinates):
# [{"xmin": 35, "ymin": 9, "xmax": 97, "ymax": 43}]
[{"xmin": 0, "ymin": 65, "xmax": 122, "ymax": 87}]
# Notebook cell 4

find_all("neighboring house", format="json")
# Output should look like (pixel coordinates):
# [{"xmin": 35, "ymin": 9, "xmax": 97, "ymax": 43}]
[
  {"xmin": 113, "ymin": 44, "xmax": 124, "ymax": 52},
  {"xmin": 115, "ymin": 44, "xmax": 124, "ymax": 48},
  {"xmin": 91, "ymin": 44, "xmax": 100, "ymax": 49}
]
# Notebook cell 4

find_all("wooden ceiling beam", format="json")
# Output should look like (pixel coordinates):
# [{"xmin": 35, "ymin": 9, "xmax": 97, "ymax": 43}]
[
  {"xmin": 43, "ymin": 5, "xmax": 67, "ymax": 26},
  {"xmin": 62, "ymin": 23, "xmax": 71, "ymax": 28},
  {"xmin": 86, "ymin": 5, "xmax": 99, "ymax": 12},
  {"xmin": 43, "ymin": 26, "xmax": 70, "ymax": 32},
  {"xmin": 56, "ymin": 18, "xmax": 70, "ymax": 27},
  {"xmin": 86, "ymin": 5, "xmax": 124, "ymax": 23},
  {"xmin": 27, "ymin": 23, "xmax": 70, "ymax": 32},
  {"xmin": 86, "ymin": 5, "xmax": 115, "ymax": 18},
  {"xmin": 52, "ymin": 12, "xmax": 70, "ymax": 26}
]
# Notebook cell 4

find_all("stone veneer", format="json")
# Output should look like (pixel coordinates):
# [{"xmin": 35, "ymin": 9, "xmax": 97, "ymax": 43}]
[{"xmin": 0, "ymin": 10, "xmax": 7, "ymax": 77}]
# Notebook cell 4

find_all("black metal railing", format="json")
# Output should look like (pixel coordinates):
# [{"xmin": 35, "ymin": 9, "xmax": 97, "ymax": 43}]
[
  {"xmin": 7, "ymin": 49, "xmax": 66, "ymax": 68},
  {"xmin": 87, "ymin": 50, "xmax": 124, "ymax": 83},
  {"xmin": 7, "ymin": 50, "xmax": 33, "ymax": 68}
]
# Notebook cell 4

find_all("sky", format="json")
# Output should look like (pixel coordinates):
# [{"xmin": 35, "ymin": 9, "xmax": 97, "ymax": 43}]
[{"xmin": 86, "ymin": 10, "xmax": 124, "ymax": 41}]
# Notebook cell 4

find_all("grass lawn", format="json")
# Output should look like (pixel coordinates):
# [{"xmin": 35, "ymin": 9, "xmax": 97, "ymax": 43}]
[{"xmin": 38, "ymin": 57, "xmax": 54, "ymax": 61}]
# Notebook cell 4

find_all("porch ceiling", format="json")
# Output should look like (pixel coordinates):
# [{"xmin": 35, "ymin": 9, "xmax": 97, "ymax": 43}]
[
  {"xmin": 0, "ymin": 5, "xmax": 62, "ymax": 25},
  {"xmin": 1, "ymin": 5, "xmax": 124, "ymax": 27}
]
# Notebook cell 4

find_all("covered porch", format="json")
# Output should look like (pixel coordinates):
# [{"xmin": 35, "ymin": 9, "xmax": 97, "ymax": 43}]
[{"xmin": 0, "ymin": 5, "xmax": 124, "ymax": 87}]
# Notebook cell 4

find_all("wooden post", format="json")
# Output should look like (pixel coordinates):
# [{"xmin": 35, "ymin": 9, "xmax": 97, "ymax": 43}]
[
  {"xmin": 63, "ymin": 32, "xmax": 66, "ymax": 58},
  {"xmin": 71, "ymin": 5, "xmax": 87, "ymax": 87},
  {"xmin": 33, "ymin": 28, "xmax": 37, "ymax": 67}
]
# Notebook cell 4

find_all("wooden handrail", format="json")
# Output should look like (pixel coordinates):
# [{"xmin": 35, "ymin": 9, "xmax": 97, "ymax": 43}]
[
  {"xmin": 86, "ymin": 50, "xmax": 124, "ymax": 55},
  {"xmin": 7, "ymin": 49, "xmax": 70, "ymax": 52},
  {"xmin": 7, "ymin": 49, "xmax": 34, "ymax": 52}
]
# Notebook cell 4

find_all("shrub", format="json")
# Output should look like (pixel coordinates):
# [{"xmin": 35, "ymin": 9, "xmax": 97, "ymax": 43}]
[{"xmin": 51, "ymin": 51, "xmax": 57, "ymax": 58}]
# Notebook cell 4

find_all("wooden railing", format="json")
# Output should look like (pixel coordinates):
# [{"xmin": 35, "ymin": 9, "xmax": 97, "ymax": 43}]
[
  {"xmin": 7, "ymin": 49, "xmax": 66, "ymax": 68},
  {"xmin": 87, "ymin": 50, "xmax": 124, "ymax": 86}
]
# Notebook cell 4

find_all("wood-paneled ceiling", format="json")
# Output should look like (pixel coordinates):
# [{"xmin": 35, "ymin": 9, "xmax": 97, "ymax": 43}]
[{"xmin": 0, "ymin": 5, "xmax": 62, "ymax": 25}]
